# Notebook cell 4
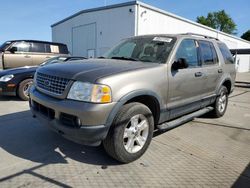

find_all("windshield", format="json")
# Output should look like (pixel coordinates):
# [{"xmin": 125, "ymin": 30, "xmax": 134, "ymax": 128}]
[
  {"xmin": 0, "ymin": 41, "xmax": 12, "ymax": 51},
  {"xmin": 103, "ymin": 36, "xmax": 176, "ymax": 63}
]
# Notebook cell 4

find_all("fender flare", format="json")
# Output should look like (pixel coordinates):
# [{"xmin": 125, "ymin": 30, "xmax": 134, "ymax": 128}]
[
  {"xmin": 216, "ymin": 77, "xmax": 233, "ymax": 95},
  {"xmin": 105, "ymin": 90, "xmax": 163, "ymax": 128}
]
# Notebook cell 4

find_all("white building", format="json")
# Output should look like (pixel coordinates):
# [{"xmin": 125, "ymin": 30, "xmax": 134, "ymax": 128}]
[{"xmin": 51, "ymin": 1, "xmax": 250, "ymax": 72}]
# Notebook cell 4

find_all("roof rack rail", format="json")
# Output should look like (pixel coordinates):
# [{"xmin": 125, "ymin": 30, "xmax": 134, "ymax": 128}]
[{"xmin": 180, "ymin": 33, "xmax": 219, "ymax": 41}]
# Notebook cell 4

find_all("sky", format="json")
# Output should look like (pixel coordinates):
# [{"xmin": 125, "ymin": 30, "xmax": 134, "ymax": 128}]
[{"xmin": 0, "ymin": 0, "xmax": 249, "ymax": 43}]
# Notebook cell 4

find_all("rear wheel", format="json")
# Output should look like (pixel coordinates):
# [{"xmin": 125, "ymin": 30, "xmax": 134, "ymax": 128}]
[
  {"xmin": 103, "ymin": 102, "xmax": 154, "ymax": 163},
  {"xmin": 210, "ymin": 86, "xmax": 228, "ymax": 118},
  {"xmin": 18, "ymin": 79, "xmax": 33, "ymax": 101}
]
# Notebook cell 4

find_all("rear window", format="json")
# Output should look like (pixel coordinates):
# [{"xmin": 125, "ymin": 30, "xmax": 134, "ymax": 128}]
[
  {"xmin": 218, "ymin": 43, "xmax": 234, "ymax": 64},
  {"xmin": 199, "ymin": 41, "xmax": 218, "ymax": 65}
]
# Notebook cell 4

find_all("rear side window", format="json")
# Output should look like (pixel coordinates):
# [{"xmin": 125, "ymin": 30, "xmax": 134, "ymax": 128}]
[
  {"xmin": 199, "ymin": 41, "xmax": 218, "ymax": 65},
  {"xmin": 44, "ymin": 44, "xmax": 68, "ymax": 54},
  {"xmin": 31, "ymin": 42, "xmax": 46, "ymax": 53},
  {"xmin": 218, "ymin": 43, "xmax": 234, "ymax": 64},
  {"xmin": 175, "ymin": 39, "xmax": 199, "ymax": 67},
  {"xmin": 58, "ymin": 45, "xmax": 69, "ymax": 54}
]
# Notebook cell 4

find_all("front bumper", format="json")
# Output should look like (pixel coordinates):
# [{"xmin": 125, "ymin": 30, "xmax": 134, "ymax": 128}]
[
  {"xmin": 0, "ymin": 82, "xmax": 16, "ymax": 96},
  {"xmin": 29, "ymin": 86, "xmax": 116, "ymax": 146}
]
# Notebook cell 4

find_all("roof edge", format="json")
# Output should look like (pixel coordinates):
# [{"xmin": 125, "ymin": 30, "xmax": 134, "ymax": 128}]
[{"xmin": 51, "ymin": 1, "xmax": 138, "ymax": 27}]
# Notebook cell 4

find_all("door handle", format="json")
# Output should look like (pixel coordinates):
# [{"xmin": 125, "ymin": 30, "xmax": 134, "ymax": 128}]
[
  {"xmin": 195, "ymin": 72, "xmax": 203, "ymax": 77},
  {"xmin": 218, "ymin": 69, "xmax": 223, "ymax": 73},
  {"xmin": 24, "ymin": 55, "xmax": 31, "ymax": 58}
]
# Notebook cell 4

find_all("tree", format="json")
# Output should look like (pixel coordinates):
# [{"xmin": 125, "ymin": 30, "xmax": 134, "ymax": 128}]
[
  {"xmin": 241, "ymin": 30, "xmax": 250, "ymax": 41},
  {"xmin": 196, "ymin": 10, "xmax": 237, "ymax": 35}
]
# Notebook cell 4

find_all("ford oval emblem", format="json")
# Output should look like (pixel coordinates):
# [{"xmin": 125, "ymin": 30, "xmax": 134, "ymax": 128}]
[{"xmin": 44, "ymin": 80, "xmax": 51, "ymax": 87}]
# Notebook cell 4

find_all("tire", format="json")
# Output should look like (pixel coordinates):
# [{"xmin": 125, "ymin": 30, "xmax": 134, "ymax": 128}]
[
  {"xmin": 18, "ymin": 79, "xmax": 33, "ymax": 101},
  {"xmin": 103, "ymin": 102, "xmax": 154, "ymax": 163},
  {"xmin": 210, "ymin": 86, "xmax": 228, "ymax": 118}
]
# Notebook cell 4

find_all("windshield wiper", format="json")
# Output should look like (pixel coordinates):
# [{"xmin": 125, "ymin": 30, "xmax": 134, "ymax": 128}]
[{"xmin": 111, "ymin": 56, "xmax": 137, "ymax": 61}]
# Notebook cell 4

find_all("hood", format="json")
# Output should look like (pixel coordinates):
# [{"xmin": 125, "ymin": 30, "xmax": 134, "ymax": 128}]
[
  {"xmin": 37, "ymin": 59, "xmax": 159, "ymax": 83},
  {"xmin": 0, "ymin": 66, "xmax": 38, "ymax": 76}
]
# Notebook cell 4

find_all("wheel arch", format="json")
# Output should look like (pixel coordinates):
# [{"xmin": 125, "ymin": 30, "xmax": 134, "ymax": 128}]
[
  {"xmin": 16, "ymin": 76, "xmax": 34, "ymax": 95},
  {"xmin": 105, "ymin": 90, "xmax": 163, "ymax": 128},
  {"xmin": 216, "ymin": 78, "xmax": 232, "ymax": 95}
]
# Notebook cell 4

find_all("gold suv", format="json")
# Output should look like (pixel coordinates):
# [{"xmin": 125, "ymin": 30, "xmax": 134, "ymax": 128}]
[{"xmin": 0, "ymin": 40, "xmax": 69, "ymax": 69}]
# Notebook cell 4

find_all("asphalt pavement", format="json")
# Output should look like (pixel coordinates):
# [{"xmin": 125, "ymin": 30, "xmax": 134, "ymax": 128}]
[{"xmin": 0, "ymin": 83, "xmax": 249, "ymax": 187}]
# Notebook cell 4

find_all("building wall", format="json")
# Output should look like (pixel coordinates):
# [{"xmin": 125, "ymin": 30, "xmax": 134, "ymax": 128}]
[
  {"xmin": 52, "ymin": 5, "xmax": 136, "ymax": 57},
  {"xmin": 52, "ymin": 2, "xmax": 250, "ymax": 72},
  {"xmin": 137, "ymin": 4, "xmax": 250, "ymax": 72}
]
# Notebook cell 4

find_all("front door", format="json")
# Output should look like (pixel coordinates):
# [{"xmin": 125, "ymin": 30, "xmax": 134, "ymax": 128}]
[
  {"xmin": 168, "ymin": 39, "xmax": 206, "ymax": 119},
  {"xmin": 3, "ymin": 41, "xmax": 33, "ymax": 69}
]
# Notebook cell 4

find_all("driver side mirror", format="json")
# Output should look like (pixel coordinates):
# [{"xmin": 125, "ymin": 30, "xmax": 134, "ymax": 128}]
[
  {"xmin": 172, "ymin": 58, "xmax": 188, "ymax": 70},
  {"xmin": 9, "ymin": 46, "xmax": 17, "ymax": 53}
]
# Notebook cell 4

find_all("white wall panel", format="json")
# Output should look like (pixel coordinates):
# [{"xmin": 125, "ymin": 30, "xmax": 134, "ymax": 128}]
[{"xmin": 52, "ymin": 5, "xmax": 136, "ymax": 57}]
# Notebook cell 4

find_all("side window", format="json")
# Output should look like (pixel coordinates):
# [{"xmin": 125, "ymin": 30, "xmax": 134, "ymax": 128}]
[
  {"xmin": 12, "ymin": 42, "xmax": 31, "ymax": 52},
  {"xmin": 218, "ymin": 43, "xmax": 234, "ymax": 64},
  {"xmin": 175, "ymin": 39, "xmax": 198, "ymax": 67},
  {"xmin": 31, "ymin": 42, "xmax": 45, "ymax": 53},
  {"xmin": 50, "ymin": 45, "xmax": 59, "ymax": 53},
  {"xmin": 58, "ymin": 45, "xmax": 69, "ymax": 54},
  {"xmin": 45, "ymin": 44, "xmax": 51, "ymax": 53},
  {"xmin": 210, "ymin": 43, "xmax": 219, "ymax": 64},
  {"xmin": 199, "ymin": 41, "xmax": 216, "ymax": 65}
]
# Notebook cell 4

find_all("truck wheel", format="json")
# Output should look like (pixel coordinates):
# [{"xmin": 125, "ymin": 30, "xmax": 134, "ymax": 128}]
[
  {"xmin": 103, "ymin": 102, "xmax": 154, "ymax": 163},
  {"xmin": 210, "ymin": 86, "xmax": 228, "ymax": 118},
  {"xmin": 18, "ymin": 79, "xmax": 33, "ymax": 101}
]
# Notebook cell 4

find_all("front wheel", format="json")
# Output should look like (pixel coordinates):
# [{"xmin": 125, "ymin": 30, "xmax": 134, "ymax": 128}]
[
  {"xmin": 210, "ymin": 86, "xmax": 228, "ymax": 118},
  {"xmin": 103, "ymin": 102, "xmax": 154, "ymax": 163},
  {"xmin": 18, "ymin": 79, "xmax": 33, "ymax": 101}
]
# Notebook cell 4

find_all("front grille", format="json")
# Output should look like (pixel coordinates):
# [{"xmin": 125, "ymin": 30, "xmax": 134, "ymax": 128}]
[{"xmin": 36, "ymin": 72, "xmax": 70, "ymax": 95}]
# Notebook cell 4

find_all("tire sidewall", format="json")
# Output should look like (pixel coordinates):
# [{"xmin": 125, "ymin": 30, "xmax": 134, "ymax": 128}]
[
  {"xmin": 18, "ymin": 79, "xmax": 33, "ymax": 101},
  {"xmin": 112, "ymin": 103, "xmax": 154, "ymax": 163},
  {"xmin": 215, "ymin": 86, "xmax": 228, "ymax": 117}
]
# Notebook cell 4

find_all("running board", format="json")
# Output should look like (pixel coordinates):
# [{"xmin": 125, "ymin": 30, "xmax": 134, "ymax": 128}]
[{"xmin": 157, "ymin": 107, "xmax": 214, "ymax": 131}]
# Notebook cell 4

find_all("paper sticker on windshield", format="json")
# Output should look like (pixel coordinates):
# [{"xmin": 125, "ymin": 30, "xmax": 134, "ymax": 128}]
[{"xmin": 153, "ymin": 37, "xmax": 172, "ymax": 43}]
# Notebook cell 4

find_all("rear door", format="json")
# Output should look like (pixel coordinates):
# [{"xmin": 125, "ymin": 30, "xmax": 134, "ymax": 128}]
[
  {"xmin": 3, "ymin": 41, "xmax": 33, "ymax": 68},
  {"xmin": 31, "ymin": 42, "xmax": 57, "ymax": 66},
  {"xmin": 198, "ymin": 40, "xmax": 222, "ymax": 107},
  {"xmin": 168, "ymin": 39, "xmax": 205, "ymax": 119}
]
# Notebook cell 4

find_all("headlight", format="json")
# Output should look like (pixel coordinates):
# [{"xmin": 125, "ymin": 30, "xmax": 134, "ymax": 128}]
[
  {"xmin": 0, "ymin": 74, "xmax": 14, "ymax": 82},
  {"xmin": 67, "ymin": 81, "xmax": 112, "ymax": 103}
]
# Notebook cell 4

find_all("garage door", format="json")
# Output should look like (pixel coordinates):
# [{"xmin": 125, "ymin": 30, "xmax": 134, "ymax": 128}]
[{"xmin": 72, "ymin": 23, "xmax": 96, "ymax": 57}]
